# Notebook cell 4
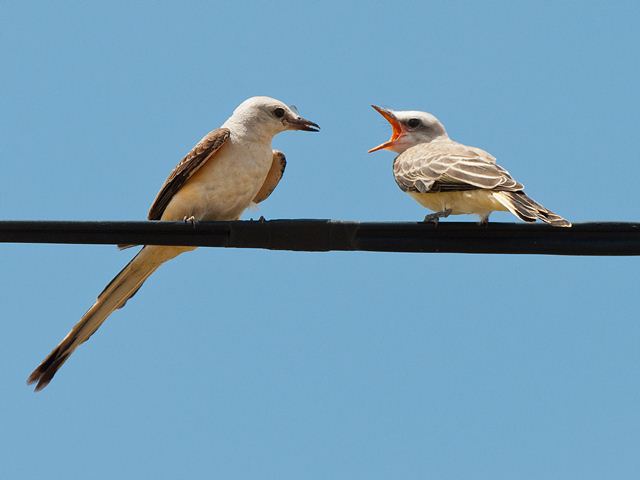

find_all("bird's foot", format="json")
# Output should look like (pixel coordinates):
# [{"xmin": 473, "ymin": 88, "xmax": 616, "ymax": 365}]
[
  {"xmin": 423, "ymin": 214, "xmax": 439, "ymax": 225},
  {"xmin": 183, "ymin": 215, "xmax": 197, "ymax": 228},
  {"xmin": 423, "ymin": 209, "xmax": 452, "ymax": 225},
  {"xmin": 478, "ymin": 214, "xmax": 490, "ymax": 226},
  {"xmin": 258, "ymin": 215, "xmax": 267, "ymax": 224}
]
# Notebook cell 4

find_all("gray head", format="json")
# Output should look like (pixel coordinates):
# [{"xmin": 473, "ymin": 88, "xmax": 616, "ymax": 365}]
[
  {"xmin": 368, "ymin": 105, "xmax": 448, "ymax": 154},
  {"xmin": 224, "ymin": 96, "xmax": 319, "ymax": 140}
]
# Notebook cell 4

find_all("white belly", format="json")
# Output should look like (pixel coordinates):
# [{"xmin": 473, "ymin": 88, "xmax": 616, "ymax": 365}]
[
  {"xmin": 161, "ymin": 138, "xmax": 272, "ymax": 221},
  {"xmin": 409, "ymin": 190, "xmax": 508, "ymax": 216}
]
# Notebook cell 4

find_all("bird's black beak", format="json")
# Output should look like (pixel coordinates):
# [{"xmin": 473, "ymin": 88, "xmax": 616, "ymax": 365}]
[{"xmin": 287, "ymin": 115, "xmax": 320, "ymax": 132}]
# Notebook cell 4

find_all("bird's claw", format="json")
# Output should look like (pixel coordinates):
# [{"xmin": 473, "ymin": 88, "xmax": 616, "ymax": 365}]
[
  {"xmin": 183, "ymin": 216, "xmax": 197, "ymax": 228},
  {"xmin": 423, "ymin": 209, "xmax": 452, "ymax": 225},
  {"xmin": 423, "ymin": 213, "xmax": 440, "ymax": 225}
]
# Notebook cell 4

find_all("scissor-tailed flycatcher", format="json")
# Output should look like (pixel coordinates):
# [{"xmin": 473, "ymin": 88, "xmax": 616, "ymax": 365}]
[
  {"xmin": 28, "ymin": 96, "xmax": 319, "ymax": 391},
  {"xmin": 369, "ymin": 105, "xmax": 570, "ymax": 227}
]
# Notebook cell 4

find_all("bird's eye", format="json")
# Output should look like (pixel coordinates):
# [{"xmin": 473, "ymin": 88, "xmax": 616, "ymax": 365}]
[
  {"xmin": 274, "ymin": 107, "xmax": 285, "ymax": 118},
  {"xmin": 407, "ymin": 118, "xmax": 421, "ymax": 128}
]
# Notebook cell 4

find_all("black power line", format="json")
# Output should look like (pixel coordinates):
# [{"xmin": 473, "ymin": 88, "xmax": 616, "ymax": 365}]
[{"xmin": 1, "ymin": 220, "xmax": 639, "ymax": 256}]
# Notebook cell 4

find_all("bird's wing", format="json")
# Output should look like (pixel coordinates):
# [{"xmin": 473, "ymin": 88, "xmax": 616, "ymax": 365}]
[
  {"xmin": 253, "ymin": 150, "xmax": 286, "ymax": 204},
  {"xmin": 393, "ymin": 141, "xmax": 523, "ymax": 193},
  {"xmin": 148, "ymin": 128, "xmax": 231, "ymax": 220}
]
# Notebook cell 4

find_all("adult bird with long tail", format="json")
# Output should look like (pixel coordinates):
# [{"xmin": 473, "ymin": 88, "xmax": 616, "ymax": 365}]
[{"xmin": 28, "ymin": 96, "xmax": 319, "ymax": 391}]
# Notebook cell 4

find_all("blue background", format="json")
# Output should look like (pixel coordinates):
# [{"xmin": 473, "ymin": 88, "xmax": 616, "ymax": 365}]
[{"xmin": 2, "ymin": 1, "xmax": 640, "ymax": 478}]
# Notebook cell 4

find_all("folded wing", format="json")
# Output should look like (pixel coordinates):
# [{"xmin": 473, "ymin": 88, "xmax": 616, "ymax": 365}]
[
  {"xmin": 393, "ymin": 141, "xmax": 523, "ymax": 194},
  {"xmin": 253, "ymin": 150, "xmax": 286, "ymax": 204},
  {"xmin": 148, "ymin": 128, "xmax": 230, "ymax": 220}
]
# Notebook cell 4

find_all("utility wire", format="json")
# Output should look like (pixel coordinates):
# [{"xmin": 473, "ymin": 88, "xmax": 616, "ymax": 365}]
[{"xmin": 1, "ymin": 220, "xmax": 639, "ymax": 256}]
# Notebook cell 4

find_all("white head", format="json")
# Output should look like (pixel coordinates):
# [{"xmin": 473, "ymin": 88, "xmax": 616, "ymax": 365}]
[
  {"xmin": 224, "ymin": 96, "xmax": 319, "ymax": 140},
  {"xmin": 368, "ymin": 105, "xmax": 448, "ymax": 154}
]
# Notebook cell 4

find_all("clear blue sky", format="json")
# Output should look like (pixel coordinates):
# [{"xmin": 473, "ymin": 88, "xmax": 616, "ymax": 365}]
[{"xmin": 2, "ymin": 1, "xmax": 640, "ymax": 478}]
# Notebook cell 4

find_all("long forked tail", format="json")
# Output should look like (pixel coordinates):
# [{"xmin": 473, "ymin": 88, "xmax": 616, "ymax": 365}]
[
  {"xmin": 28, "ymin": 245, "xmax": 190, "ymax": 391},
  {"xmin": 494, "ymin": 191, "xmax": 571, "ymax": 227}
]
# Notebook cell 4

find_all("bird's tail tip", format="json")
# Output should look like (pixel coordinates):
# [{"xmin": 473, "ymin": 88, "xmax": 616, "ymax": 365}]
[
  {"xmin": 546, "ymin": 217, "xmax": 572, "ymax": 228},
  {"xmin": 27, "ymin": 347, "xmax": 72, "ymax": 391},
  {"xmin": 495, "ymin": 191, "xmax": 571, "ymax": 228}
]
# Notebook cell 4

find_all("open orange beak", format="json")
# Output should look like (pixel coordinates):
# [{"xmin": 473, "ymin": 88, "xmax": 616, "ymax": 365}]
[{"xmin": 368, "ymin": 105, "xmax": 404, "ymax": 153}]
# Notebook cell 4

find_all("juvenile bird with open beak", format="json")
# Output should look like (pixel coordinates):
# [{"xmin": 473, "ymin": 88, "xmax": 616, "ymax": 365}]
[{"xmin": 369, "ymin": 105, "xmax": 571, "ymax": 227}]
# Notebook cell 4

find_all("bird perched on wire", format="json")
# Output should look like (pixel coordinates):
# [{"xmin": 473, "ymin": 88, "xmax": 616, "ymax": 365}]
[
  {"xmin": 28, "ymin": 96, "xmax": 319, "ymax": 391},
  {"xmin": 368, "ymin": 105, "xmax": 570, "ymax": 227}
]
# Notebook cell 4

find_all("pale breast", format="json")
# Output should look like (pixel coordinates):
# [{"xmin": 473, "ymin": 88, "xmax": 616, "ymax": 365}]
[
  {"xmin": 161, "ymin": 139, "xmax": 273, "ymax": 221},
  {"xmin": 409, "ymin": 190, "xmax": 508, "ymax": 215}
]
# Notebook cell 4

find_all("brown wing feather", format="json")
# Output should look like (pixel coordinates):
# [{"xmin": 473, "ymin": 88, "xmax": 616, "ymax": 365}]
[
  {"xmin": 253, "ymin": 150, "xmax": 286, "ymax": 204},
  {"xmin": 147, "ymin": 128, "xmax": 230, "ymax": 220},
  {"xmin": 393, "ymin": 140, "xmax": 523, "ymax": 194}
]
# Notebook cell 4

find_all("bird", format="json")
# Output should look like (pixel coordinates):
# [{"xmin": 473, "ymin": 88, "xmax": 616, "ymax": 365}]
[
  {"xmin": 28, "ymin": 96, "xmax": 319, "ymax": 391},
  {"xmin": 368, "ymin": 105, "xmax": 571, "ymax": 227}
]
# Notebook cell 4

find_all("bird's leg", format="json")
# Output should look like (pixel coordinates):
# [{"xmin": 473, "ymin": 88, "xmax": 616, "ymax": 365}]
[
  {"xmin": 258, "ymin": 215, "xmax": 266, "ymax": 223},
  {"xmin": 478, "ymin": 213, "xmax": 490, "ymax": 226},
  {"xmin": 423, "ymin": 209, "xmax": 452, "ymax": 225}
]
